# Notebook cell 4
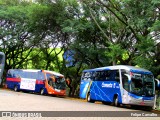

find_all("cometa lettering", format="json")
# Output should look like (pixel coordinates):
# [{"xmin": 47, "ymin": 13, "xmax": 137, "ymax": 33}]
[{"xmin": 102, "ymin": 82, "xmax": 112, "ymax": 88}]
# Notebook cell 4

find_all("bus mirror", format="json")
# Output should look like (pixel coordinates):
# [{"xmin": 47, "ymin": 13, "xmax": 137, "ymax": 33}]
[
  {"xmin": 124, "ymin": 74, "xmax": 131, "ymax": 84},
  {"xmin": 155, "ymin": 79, "xmax": 160, "ymax": 90}
]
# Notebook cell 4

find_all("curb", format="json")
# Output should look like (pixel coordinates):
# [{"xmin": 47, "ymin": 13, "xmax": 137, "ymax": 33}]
[{"xmin": 152, "ymin": 110, "xmax": 160, "ymax": 114}]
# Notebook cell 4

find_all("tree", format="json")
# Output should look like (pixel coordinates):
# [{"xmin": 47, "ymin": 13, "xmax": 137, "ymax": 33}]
[
  {"xmin": 79, "ymin": 0, "xmax": 160, "ymax": 76},
  {"xmin": 0, "ymin": 0, "xmax": 70, "ymax": 71}
]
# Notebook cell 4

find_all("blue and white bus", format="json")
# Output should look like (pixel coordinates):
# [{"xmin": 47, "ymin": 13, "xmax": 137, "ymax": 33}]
[
  {"xmin": 80, "ymin": 65, "xmax": 155, "ymax": 109},
  {"xmin": 0, "ymin": 52, "xmax": 5, "ymax": 84}
]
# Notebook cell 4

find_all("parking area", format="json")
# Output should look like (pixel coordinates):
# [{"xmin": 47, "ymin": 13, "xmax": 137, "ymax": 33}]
[{"xmin": 0, "ymin": 89, "xmax": 159, "ymax": 120}]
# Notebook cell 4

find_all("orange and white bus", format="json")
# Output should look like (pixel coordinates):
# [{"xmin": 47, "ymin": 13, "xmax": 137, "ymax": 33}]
[{"xmin": 6, "ymin": 69, "xmax": 66, "ymax": 96}]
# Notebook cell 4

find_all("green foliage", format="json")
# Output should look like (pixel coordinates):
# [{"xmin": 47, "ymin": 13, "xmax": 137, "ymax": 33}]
[
  {"xmin": 0, "ymin": 5, "xmax": 24, "ymax": 20},
  {"xmin": 136, "ymin": 38, "xmax": 154, "ymax": 53},
  {"xmin": 151, "ymin": 20, "xmax": 160, "ymax": 31},
  {"xmin": 133, "ymin": 37, "xmax": 155, "ymax": 69},
  {"xmin": 134, "ymin": 55, "xmax": 154, "ymax": 70},
  {"xmin": 151, "ymin": 0, "xmax": 160, "ymax": 4},
  {"xmin": 0, "ymin": 0, "xmax": 68, "ymax": 73},
  {"xmin": 157, "ymin": 75, "xmax": 160, "ymax": 79},
  {"xmin": 106, "ymin": 44, "xmax": 128, "ymax": 65},
  {"xmin": 26, "ymin": 48, "xmax": 64, "ymax": 71}
]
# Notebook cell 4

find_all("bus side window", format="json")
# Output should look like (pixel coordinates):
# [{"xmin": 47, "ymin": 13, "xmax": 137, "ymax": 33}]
[
  {"xmin": 82, "ymin": 72, "xmax": 92, "ymax": 81},
  {"xmin": 105, "ymin": 71, "xmax": 110, "ymax": 81},
  {"xmin": 100, "ymin": 71, "xmax": 106, "ymax": 81},
  {"xmin": 92, "ymin": 72, "xmax": 96, "ymax": 81},
  {"xmin": 37, "ymin": 71, "xmax": 45, "ymax": 80},
  {"xmin": 82, "ymin": 72, "xmax": 87, "ymax": 81},
  {"xmin": 7, "ymin": 71, "xmax": 12, "ymax": 77},
  {"xmin": 94, "ymin": 71, "xmax": 101, "ymax": 81},
  {"xmin": 46, "ymin": 73, "xmax": 51, "ymax": 81},
  {"xmin": 87, "ymin": 72, "xmax": 92, "ymax": 81},
  {"xmin": 93, "ymin": 71, "xmax": 107, "ymax": 81},
  {"xmin": 108, "ymin": 70, "xmax": 120, "ymax": 82},
  {"xmin": 115, "ymin": 70, "xmax": 120, "ymax": 82}
]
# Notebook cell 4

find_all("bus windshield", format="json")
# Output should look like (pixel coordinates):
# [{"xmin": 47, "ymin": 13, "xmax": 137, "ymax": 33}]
[
  {"xmin": 46, "ymin": 73, "xmax": 66, "ymax": 90},
  {"xmin": 130, "ymin": 73, "xmax": 154, "ymax": 97}
]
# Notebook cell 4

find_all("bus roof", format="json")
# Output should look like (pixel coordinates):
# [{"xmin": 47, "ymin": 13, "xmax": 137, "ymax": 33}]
[
  {"xmin": 9, "ymin": 69, "xmax": 41, "ymax": 72},
  {"xmin": 8, "ymin": 69, "xmax": 64, "ymax": 77},
  {"xmin": 43, "ymin": 70, "xmax": 64, "ymax": 77},
  {"xmin": 83, "ymin": 65, "xmax": 152, "ymax": 74}
]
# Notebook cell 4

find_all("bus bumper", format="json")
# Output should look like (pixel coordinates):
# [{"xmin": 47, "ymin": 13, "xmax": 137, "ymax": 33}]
[{"xmin": 122, "ymin": 94, "xmax": 155, "ymax": 107}]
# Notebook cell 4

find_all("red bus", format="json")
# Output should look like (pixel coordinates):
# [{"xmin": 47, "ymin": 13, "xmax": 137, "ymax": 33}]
[{"xmin": 6, "ymin": 69, "xmax": 66, "ymax": 96}]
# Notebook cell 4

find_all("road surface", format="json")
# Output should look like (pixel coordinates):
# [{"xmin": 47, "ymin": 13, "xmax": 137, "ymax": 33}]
[{"xmin": 0, "ymin": 89, "xmax": 159, "ymax": 120}]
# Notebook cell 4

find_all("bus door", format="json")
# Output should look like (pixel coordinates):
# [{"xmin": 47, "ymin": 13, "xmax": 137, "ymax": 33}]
[
  {"xmin": 43, "ymin": 73, "xmax": 55, "ymax": 94},
  {"xmin": 0, "ymin": 52, "xmax": 5, "ymax": 84},
  {"xmin": 80, "ymin": 71, "xmax": 92, "ymax": 99},
  {"xmin": 121, "ymin": 69, "xmax": 132, "ymax": 104}
]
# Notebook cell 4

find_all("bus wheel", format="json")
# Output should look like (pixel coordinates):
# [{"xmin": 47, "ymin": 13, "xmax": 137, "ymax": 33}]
[
  {"xmin": 113, "ymin": 96, "xmax": 119, "ymax": 107},
  {"xmin": 87, "ymin": 93, "xmax": 94, "ymax": 103},
  {"xmin": 40, "ymin": 88, "xmax": 44, "ymax": 95},
  {"xmin": 14, "ymin": 85, "xmax": 18, "ymax": 92},
  {"xmin": 102, "ymin": 101, "xmax": 111, "ymax": 105}
]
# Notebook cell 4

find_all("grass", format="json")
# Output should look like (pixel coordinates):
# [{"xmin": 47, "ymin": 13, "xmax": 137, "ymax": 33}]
[{"xmin": 155, "ymin": 97, "xmax": 160, "ymax": 110}]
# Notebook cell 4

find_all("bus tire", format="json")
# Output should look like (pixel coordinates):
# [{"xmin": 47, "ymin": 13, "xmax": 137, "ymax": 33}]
[
  {"xmin": 113, "ymin": 96, "xmax": 119, "ymax": 107},
  {"xmin": 14, "ymin": 85, "xmax": 18, "ymax": 92},
  {"xmin": 40, "ymin": 88, "xmax": 44, "ymax": 95},
  {"xmin": 87, "ymin": 93, "xmax": 94, "ymax": 103},
  {"xmin": 102, "ymin": 101, "xmax": 111, "ymax": 105}
]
